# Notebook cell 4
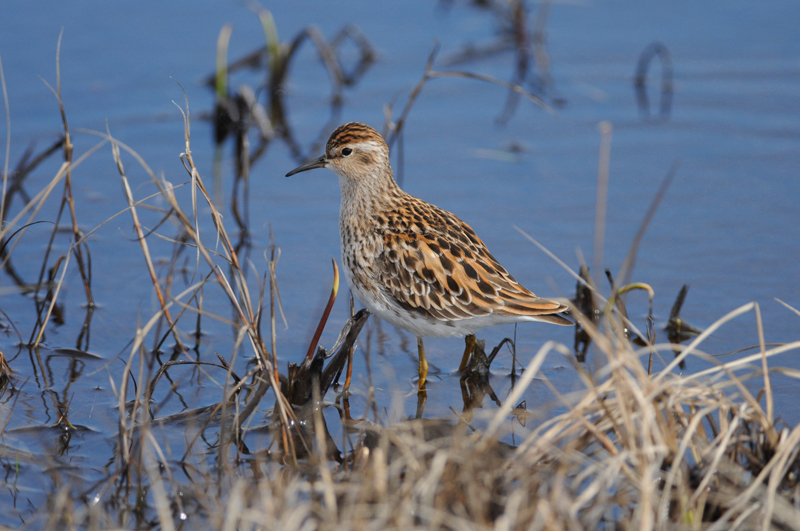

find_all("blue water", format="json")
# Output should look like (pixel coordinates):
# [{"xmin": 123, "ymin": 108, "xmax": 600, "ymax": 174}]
[{"xmin": 1, "ymin": 0, "xmax": 799, "ymax": 524}]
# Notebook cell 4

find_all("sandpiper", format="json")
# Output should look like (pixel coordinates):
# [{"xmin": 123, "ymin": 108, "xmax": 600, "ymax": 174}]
[{"xmin": 286, "ymin": 122, "xmax": 570, "ymax": 390}]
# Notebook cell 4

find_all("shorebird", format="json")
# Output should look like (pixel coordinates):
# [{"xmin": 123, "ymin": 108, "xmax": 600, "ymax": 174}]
[{"xmin": 286, "ymin": 122, "xmax": 570, "ymax": 391}]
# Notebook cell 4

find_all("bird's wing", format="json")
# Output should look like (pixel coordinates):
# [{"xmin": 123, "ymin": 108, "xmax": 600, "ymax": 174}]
[{"xmin": 373, "ymin": 198, "xmax": 570, "ymax": 324}]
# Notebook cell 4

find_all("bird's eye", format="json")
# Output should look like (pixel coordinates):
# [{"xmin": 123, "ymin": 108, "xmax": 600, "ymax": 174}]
[{"xmin": 341, "ymin": 147, "xmax": 353, "ymax": 157}]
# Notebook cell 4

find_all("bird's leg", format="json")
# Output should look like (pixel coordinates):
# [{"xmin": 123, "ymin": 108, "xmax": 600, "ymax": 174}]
[
  {"xmin": 415, "ymin": 389, "xmax": 427, "ymax": 419},
  {"xmin": 459, "ymin": 333, "xmax": 477, "ymax": 372},
  {"xmin": 417, "ymin": 337, "xmax": 428, "ymax": 391}
]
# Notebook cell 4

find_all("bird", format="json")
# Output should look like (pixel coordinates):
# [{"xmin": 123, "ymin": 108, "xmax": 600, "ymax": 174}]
[{"xmin": 286, "ymin": 122, "xmax": 570, "ymax": 391}]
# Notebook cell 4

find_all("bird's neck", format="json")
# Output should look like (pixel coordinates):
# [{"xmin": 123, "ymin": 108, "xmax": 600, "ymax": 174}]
[{"xmin": 338, "ymin": 167, "xmax": 403, "ymax": 221}]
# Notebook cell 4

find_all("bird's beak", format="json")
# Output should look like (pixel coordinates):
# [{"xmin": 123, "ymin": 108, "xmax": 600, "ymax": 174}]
[{"xmin": 285, "ymin": 155, "xmax": 327, "ymax": 177}]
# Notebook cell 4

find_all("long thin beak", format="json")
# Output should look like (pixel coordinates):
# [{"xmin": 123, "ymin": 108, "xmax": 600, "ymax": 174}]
[{"xmin": 285, "ymin": 155, "xmax": 327, "ymax": 177}]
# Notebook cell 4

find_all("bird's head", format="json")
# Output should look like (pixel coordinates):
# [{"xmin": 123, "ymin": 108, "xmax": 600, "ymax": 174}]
[{"xmin": 285, "ymin": 122, "xmax": 392, "ymax": 184}]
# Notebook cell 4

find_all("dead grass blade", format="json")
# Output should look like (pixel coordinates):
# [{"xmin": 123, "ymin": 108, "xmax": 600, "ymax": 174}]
[{"xmin": 110, "ymin": 129, "xmax": 187, "ymax": 354}]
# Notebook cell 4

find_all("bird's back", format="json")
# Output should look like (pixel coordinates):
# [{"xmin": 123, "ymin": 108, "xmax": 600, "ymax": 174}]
[{"xmin": 340, "ymin": 187, "xmax": 570, "ymax": 336}]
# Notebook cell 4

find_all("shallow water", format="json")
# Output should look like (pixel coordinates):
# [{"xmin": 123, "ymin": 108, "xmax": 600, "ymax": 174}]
[{"xmin": 1, "ymin": 0, "xmax": 799, "ymax": 525}]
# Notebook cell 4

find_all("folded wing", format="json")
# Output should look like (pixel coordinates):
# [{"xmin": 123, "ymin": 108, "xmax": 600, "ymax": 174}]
[{"xmin": 373, "ymin": 198, "xmax": 570, "ymax": 325}]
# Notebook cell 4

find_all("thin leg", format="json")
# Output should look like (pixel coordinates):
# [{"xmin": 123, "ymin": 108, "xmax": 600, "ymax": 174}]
[
  {"xmin": 417, "ymin": 337, "xmax": 428, "ymax": 391},
  {"xmin": 342, "ymin": 396, "xmax": 360, "ymax": 424},
  {"xmin": 459, "ymin": 333, "xmax": 476, "ymax": 372},
  {"xmin": 415, "ymin": 388, "xmax": 427, "ymax": 419}
]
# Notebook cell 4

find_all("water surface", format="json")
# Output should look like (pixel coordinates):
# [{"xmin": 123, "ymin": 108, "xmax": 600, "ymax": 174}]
[{"xmin": 1, "ymin": 1, "xmax": 799, "ymax": 524}]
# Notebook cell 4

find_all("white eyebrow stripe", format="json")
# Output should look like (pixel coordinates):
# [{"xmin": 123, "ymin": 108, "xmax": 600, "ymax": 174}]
[{"xmin": 355, "ymin": 140, "xmax": 384, "ymax": 153}]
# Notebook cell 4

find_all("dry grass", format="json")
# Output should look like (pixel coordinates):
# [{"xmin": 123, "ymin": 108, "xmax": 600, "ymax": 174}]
[
  {"xmin": 2, "ymin": 8, "xmax": 800, "ymax": 530},
  {"xmin": 3, "ymin": 98, "xmax": 799, "ymax": 530}
]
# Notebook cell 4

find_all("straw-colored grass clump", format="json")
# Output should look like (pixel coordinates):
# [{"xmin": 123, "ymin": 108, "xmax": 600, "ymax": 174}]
[{"xmin": 178, "ymin": 306, "xmax": 800, "ymax": 531}]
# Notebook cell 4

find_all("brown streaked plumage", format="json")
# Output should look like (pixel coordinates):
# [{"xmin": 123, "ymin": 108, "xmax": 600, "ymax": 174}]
[{"xmin": 287, "ymin": 122, "xmax": 569, "ymax": 389}]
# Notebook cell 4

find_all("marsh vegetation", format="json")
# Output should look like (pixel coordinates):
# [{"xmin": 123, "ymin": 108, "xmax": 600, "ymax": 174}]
[{"xmin": 1, "ymin": 2, "xmax": 799, "ymax": 529}]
